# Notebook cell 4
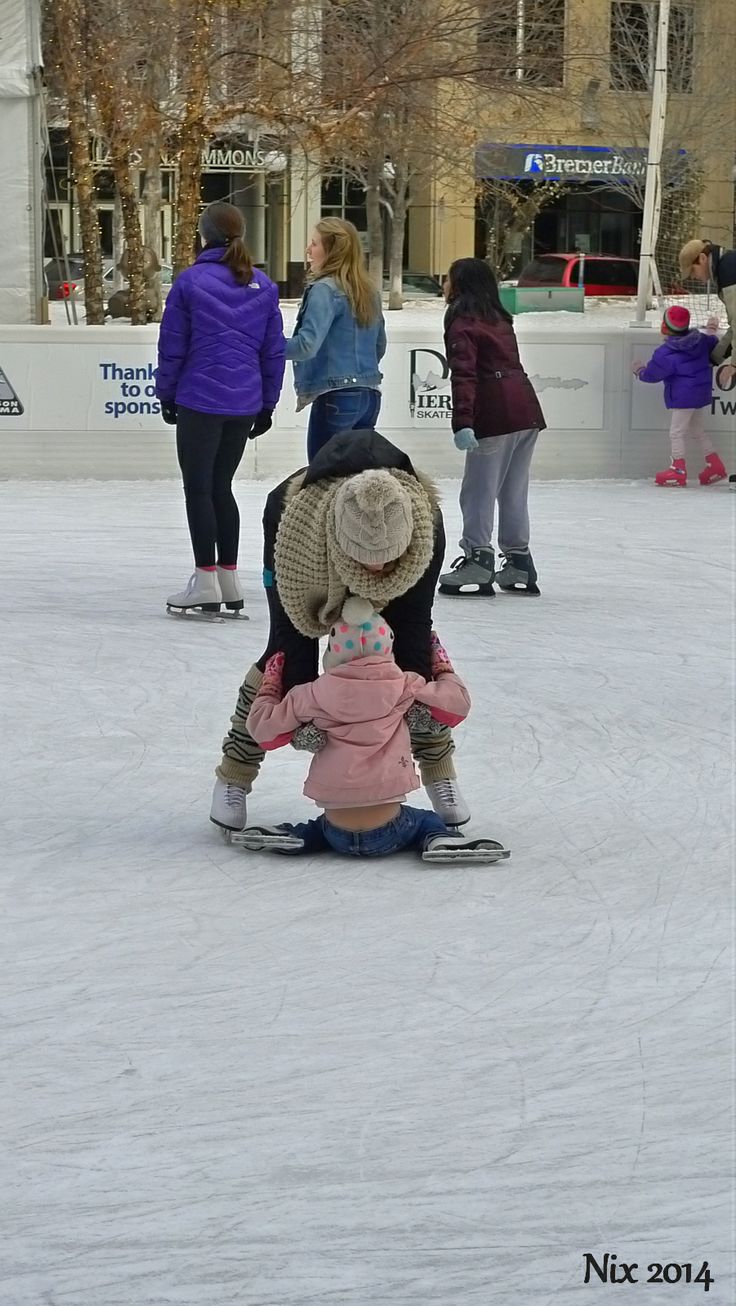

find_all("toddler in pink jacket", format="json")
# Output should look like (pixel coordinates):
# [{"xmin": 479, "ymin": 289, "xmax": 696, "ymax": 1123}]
[{"xmin": 235, "ymin": 597, "xmax": 508, "ymax": 864}]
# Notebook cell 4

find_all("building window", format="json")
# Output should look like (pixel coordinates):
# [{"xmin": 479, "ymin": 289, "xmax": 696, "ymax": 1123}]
[
  {"xmin": 321, "ymin": 166, "xmax": 367, "ymax": 232},
  {"xmin": 610, "ymin": 2, "xmax": 694, "ymax": 93},
  {"xmin": 477, "ymin": 0, "xmax": 565, "ymax": 88}
]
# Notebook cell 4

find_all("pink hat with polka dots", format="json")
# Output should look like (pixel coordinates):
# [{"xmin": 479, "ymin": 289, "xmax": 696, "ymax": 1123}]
[{"xmin": 323, "ymin": 596, "xmax": 394, "ymax": 671}]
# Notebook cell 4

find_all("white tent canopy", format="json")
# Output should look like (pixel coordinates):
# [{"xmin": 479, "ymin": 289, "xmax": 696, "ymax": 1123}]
[{"xmin": 0, "ymin": 0, "xmax": 43, "ymax": 324}]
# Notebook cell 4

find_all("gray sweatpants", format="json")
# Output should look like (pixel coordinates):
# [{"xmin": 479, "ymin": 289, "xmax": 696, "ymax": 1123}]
[{"xmin": 459, "ymin": 428, "xmax": 539, "ymax": 554}]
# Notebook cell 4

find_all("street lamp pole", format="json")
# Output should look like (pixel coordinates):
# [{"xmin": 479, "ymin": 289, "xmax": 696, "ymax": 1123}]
[{"xmin": 633, "ymin": 0, "xmax": 671, "ymax": 326}]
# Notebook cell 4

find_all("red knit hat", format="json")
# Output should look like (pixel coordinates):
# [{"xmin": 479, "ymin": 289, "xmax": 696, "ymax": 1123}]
[{"xmin": 663, "ymin": 305, "xmax": 691, "ymax": 334}]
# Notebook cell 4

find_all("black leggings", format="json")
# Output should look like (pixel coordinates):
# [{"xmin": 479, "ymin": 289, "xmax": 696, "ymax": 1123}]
[{"xmin": 176, "ymin": 406, "xmax": 254, "ymax": 568}]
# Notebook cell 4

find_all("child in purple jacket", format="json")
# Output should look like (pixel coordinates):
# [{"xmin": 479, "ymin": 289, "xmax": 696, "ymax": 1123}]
[
  {"xmin": 157, "ymin": 201, "xmax": 286, "ymax": 616},
  {"xmin": 632, "ymin": 305, "xmax": 727, "ymax": 487}
]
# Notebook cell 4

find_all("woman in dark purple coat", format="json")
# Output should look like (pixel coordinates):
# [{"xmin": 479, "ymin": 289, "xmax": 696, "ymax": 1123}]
[
  {"xmin": 438, "ymin": 257, "xmax": 545, "ymax": 597},
  {"xmin": 156, "ymin": 201, "xmax": 286, "ymax": 616}
]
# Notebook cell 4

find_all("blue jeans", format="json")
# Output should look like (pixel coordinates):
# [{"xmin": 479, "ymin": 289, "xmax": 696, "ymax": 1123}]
[
  {"xmin": 278, "ymin": 805, "xmax": 454, "ymax": 857},
  {"xmin": 306, "ymin": 388, "xmax": 381, "ymax": 462}
]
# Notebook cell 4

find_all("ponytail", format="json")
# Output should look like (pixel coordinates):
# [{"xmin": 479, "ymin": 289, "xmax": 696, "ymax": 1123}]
[
  {"xmin": 198, "ymin": 201, "xmax": 253, "ymax": 284},
  {"xmin": 222, "ymin": 236, "xmax": 253, "ymax": 286}
]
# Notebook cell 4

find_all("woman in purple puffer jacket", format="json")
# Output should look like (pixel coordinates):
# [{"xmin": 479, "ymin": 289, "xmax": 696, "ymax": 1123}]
[
  {"xmin": 157, "ymin": 201, "xmax": 286, "ymax": 615},
  {"xmin": 633, "ymin": 305, "xmax": 727, "ymax": 487}
]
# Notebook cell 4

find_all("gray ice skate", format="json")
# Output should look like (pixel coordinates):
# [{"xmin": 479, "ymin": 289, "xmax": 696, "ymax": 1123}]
[
  {"xmin": 495, "ymin": 551, "xmax": 540, "ymax": 595},
  {"xmin": 422, "ymin": 834, "xmax": 510, "ymax": 865},
  {"xmin": 438, "ymin": 548, "xmax": 495, "ymax": 596}
]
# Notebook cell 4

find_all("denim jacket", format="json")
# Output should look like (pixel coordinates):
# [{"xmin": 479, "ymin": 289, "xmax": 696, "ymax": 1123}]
[{"xmin": 285, "ymin": 277, "xmax": 386, "ymax": 409}]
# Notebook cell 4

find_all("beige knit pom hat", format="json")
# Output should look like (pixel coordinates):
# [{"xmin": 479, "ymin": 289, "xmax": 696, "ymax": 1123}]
[{"xmin": 331, "ymin": 469, "xmax": 413, "ymax": 566}]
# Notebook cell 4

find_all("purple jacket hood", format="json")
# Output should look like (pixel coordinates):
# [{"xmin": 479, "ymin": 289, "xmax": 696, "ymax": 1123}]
[
  {"xmin": 156, "ymin": 248, "xmax": 285, "ymax": 415},
  {"xmin": 637, "ymin": 330, "xmax": 718, "ymax": 410}
]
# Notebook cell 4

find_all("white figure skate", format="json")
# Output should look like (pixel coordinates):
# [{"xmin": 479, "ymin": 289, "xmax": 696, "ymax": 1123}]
[
  {"xmin": 425, "ymin": 779, "xmax": 470, "ymax": 826},
  {"xmin": 216, "ymin": 566, "xmax": 249, "ymax": 620},
  {"xmin": 166, "ymin": 570, "xmax": 225, "ymax": 622},
  {"xmin": 210, "ymin": 778, "xmax": 248, "ymax": 833}
]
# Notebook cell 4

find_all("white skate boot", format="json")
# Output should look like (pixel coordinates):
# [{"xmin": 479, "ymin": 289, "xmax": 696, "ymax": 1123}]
[
  {"xmin": 422, "ymin": 834, "xmax": 510, "ymax": 864},
  {"xmin": 216, "ymin": 566, "xmax": 248, "ymax": 619},
  {"xmin": 210, "ymin": 777, "xmax": 248, "ymax": 831},
  {"xmin": 167, "ymin": 569, "xmax": 223, "ymax": 620},
  {"xmin": 425, "ymin": 779, "xmax": 470, "ymax": 826}
]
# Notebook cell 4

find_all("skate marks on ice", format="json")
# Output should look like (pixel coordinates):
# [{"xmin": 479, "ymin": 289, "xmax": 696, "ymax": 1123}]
[{"xmin": 0, "ymin": 480, "xmax": 733, "ymax": 1306}]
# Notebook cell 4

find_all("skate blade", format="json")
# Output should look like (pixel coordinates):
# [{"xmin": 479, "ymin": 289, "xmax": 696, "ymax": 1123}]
[
  {"xmin": 200, "ymin": 602, "xmax": 249, "ymax": 620},
  {"xmin": 498, "ymin": 584, "xmax": 541, "ymax": 596},
  {"xmin": 438, "ymin": 583, "xmax": 495, "ymax": 597},
  {"xmin": 229, "ymin": 830, "xmax": 304, "ymax": 851},
  {"xmin": 166, "ymin": 604, "xmax": 225, "ymax": 623},
  {"xmin": 423, "ymin": 840, "xmax": 510, "ymax": 865},
  {"xmin": 215, "ymin": 825, "xmax": 243, "ymax": 844}
]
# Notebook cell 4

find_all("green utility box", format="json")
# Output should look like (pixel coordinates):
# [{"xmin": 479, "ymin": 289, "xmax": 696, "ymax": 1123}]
[{"xmin": 500, "ymin": 286, "xmax": 585, "ymax": 314}]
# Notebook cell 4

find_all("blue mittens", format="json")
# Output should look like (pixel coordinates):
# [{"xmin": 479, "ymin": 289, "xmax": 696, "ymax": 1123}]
[{"xmin": 453, "ymin": 428, "xmax": 479, "ymax": 452}]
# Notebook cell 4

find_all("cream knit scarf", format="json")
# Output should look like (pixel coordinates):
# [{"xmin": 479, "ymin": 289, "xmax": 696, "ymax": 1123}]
[{"xmin": 274, "ymin": 469, "xmax": 436, "ymax": 638}]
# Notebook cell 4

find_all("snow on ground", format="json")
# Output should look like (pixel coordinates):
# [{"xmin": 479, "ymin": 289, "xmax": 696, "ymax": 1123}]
[
  {"xmin": 49, "ymin": 291, "xmax": 729, "ymax": 332},
  {"xmin": 1, "ymin": 478, "xmax": 734, "ymax": 1304}
]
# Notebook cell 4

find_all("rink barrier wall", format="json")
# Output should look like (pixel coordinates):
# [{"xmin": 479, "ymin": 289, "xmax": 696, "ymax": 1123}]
[{"xmin": 0, "ymin": 314, "xmax": 734, "ymax": 479}]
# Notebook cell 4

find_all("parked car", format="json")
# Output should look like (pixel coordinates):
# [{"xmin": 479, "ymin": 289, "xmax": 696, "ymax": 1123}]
[
  {"xmin": 101, "ymin": 261, "xmax": 173, "ymax": 297},
  {"xmin": 384, "ymin": 272, "xmax": 443, "ymax": 297},
  {"xmin": 44, "ymin": 254, "xmax": 85, "ymax": 300},
  {"xmin": 74, "ymin": 261, "xmax": 173, "ymax": 314},
  {"xmin": 518, "ymin": 254, "xmax": 639, "ymax": 296}
]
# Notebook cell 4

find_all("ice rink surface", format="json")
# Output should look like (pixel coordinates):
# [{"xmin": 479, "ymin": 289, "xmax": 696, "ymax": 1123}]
[{"xmin": 1, "ymin": 476, "xmax": 734, "ymax": 1305}]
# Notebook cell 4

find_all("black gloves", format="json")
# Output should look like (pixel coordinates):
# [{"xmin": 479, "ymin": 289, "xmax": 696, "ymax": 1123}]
[
  {"xmin": 250, "ymin": 408, "xmax": 273, "ymax": 438},
  {"xmin": 160, "ymin": 400, "xmax": 177, "ymax": 426}
]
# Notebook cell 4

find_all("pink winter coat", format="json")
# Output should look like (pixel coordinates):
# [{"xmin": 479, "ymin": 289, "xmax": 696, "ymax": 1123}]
[{"xmin": 247, "ymin": 656, "xmax": 471, "ymax": 809}]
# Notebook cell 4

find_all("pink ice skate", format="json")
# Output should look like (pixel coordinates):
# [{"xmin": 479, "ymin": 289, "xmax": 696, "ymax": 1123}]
[
  {"xmin": 655, "ymin": 458, "xmax": 687, "ymax": 487},
  {"xmin": 698, "ymin": 453, "xmax": 727, "ymax": 486}
]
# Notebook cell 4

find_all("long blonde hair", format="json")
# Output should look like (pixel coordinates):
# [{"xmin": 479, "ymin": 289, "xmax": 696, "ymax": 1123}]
[{"xmin": 311, "ymin": 218, "xmax": 379, "ymax": 328}]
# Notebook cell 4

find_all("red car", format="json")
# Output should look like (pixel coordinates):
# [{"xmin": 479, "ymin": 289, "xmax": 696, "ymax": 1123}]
[{"xmin": 518, "ymin": 253, "xmax": 639, "ymax": 296}]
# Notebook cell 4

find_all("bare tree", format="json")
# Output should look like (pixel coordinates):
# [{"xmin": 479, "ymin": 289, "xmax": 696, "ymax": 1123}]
[
  {"xmin": 477, "ymin": 178, "xmax": 567, "ymax": 278},
  {"xmin": 89, "ymin": 4, "xmax": 150, "ymax": 323},
  {"xmin": 45, "ymin": 0, "xmax": 177, "ymax": 321},
  {"xmin": 45, "ymin": 0, "xmax": 580, "ymax": 318},
  {"xmin": 323, "ymin": 0, "xmax": 571, "ymax": 307},
  {"xmin": 600, "ymin": 0, "xmax": 731, "ymax": 290},
  {"xmin": 45, "ymin": 0, "xmax": 105, "ymax": 323}
]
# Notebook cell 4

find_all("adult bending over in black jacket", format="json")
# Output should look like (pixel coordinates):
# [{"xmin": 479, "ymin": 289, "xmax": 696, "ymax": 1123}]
[
  {"xmin": 679, "ymin": 240, "xmax": 736, "ymax": 383},
  {"xmin": 210, "ymin": 430, "xmax": 470, "ymax": 832}
]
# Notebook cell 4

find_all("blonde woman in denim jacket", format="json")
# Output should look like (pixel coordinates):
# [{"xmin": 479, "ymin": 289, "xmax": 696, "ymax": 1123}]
[{"xmin": 286, "ymin": 218, "xmax": 386, "ymax": 461}]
